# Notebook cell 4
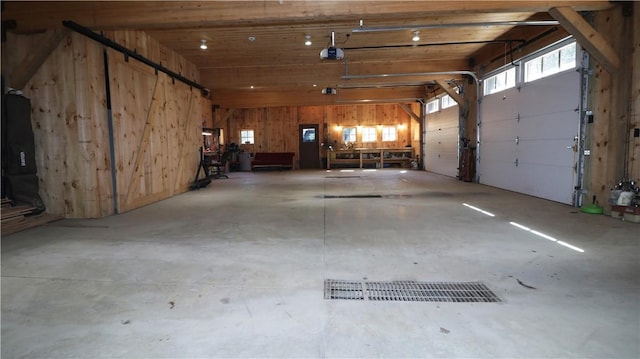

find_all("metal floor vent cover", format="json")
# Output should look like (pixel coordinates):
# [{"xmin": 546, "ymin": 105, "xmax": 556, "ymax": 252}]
[
  {"xmin": 323, "ymin": 195, "xmax": 382, "ymax": 199},
  {"xmin": 324, "ymin": 280, "xmax": 365, "ymax": 300},
  {"xmin": 324, "ymin": 280, "xmax": 501, "ymax": 303}
]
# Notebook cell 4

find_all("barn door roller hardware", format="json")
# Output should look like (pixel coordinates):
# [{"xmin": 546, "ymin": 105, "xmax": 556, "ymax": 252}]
[{"xmin": 62, "ymin": 20, "xmax": 210, "ymax": 96}]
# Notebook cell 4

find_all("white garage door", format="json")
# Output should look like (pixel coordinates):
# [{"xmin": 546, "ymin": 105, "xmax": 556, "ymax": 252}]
[
  {"xmin": 479, "ymin": 69, "xmax": 580, "ymax": 204},
  {"xmin": 425, "ymin": 105, "xmax": 459, "ymax": 178}
]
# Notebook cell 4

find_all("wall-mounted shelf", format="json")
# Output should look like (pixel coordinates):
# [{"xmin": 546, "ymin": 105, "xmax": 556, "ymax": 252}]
[{"xmin": 327, "ymin": 148, "xmax": 414, "ymax": 169}]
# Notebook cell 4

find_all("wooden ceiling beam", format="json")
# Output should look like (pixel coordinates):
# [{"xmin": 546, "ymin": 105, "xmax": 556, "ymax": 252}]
[
  {"xmin": 549, "ymin": 6, "xmax": 620, "ymax": 74},
  {"xmin": 213, "ymin": 86, "xmax": 424, "ymax": 108},
  {"xmin": 200, "ymin": 59, "xmax": 469, "ymax": 91},
  {"xmin": 2, "ymin": 1, "xmax": 614, "ymax": 32},
  {"xmin": 220, "ymin": 108, "xmax": 237, "ymax": 123}
]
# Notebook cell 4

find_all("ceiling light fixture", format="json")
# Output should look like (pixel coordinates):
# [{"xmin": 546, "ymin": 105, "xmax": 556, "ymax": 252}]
[
  {"xmin": 412, "ymin": 31, "xmax": 420, "ymax": 42},
  {"xmin": 304, "ymin": 35, "xmax": 312, "ymax": 46},
  {"xmin": 200, "ymin": 39, "xmax": 207, "ymax": 50}
]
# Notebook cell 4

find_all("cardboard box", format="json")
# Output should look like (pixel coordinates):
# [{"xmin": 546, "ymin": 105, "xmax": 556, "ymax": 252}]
[
  {"xmin": 610, "ymin": 205, "xmax": 626, "ymax": 219},
  {"xmin": 623, "ymin": 206, "xmax": 640, "ymax": 223},
  {"xmin": 623, "ymin": 213, "xmax": 640, "ymax": 223}
]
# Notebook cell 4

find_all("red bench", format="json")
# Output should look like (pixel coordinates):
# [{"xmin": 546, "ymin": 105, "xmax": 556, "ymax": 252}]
[{"xmin": 251, "ymin": 152, "xmax": 295, "ymax": 171}]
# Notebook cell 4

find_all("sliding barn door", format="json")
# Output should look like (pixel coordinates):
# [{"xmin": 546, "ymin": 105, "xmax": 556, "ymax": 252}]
[{"xmin": 108, "ymin": 49, "xmax": 201, "ymax": 213}]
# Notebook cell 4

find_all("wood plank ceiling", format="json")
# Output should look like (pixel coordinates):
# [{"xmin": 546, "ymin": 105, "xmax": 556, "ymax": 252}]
[{"xmin": 2, "ymin": 1, "xmax": 612, "ymax": 108}]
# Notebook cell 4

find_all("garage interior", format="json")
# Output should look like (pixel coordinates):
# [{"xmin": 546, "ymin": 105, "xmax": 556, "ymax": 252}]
[{"xmin": 1, "ymin": 1, "xmax": 639, "ymax": 357}]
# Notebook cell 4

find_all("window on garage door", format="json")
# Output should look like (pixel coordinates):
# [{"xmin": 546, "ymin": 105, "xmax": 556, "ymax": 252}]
[
  {"xmin": 525, "ymin": 42, "xmax": 577, "ymax": 83},
  {"xmin": 426, "ymin": 98, "xmax": 439, "ymax": 114},
  {"xmin": 484, "ymin": 67, "xmax": 516, "ymax": 95}
]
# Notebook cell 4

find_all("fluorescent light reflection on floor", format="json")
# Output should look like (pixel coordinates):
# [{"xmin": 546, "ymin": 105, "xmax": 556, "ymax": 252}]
[
  {"xmin": 557, "ymin": 241, "xmax": 585, "ymax": 252},
  {"xmin": 510, "ymin": 222, "xmax": 584, "ymax": 253},
  {"xmin": 509, "ymin": 222, "xmax": 531, "ymax": 231},
  {"xmin": 363, "ymin": 169, "xmax": 377, "ymax": 172},
  {"xmin": 339, "ymin": 169, "xmax": 355, "ymax": 172},
  {"xmin": 400, "ymin": 170, "xmax": 408, "ymax": 174},
  {"xmin": 462, "ymin": 203, "xmax": 495, "ymax": 217},
  {"xmin": 530, "ymin": 230, "xmax": 557, "ymax": 242}
]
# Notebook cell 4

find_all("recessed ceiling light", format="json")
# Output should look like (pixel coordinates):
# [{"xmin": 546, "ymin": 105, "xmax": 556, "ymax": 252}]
[
  {"xmin": 250, "ymin": 85, "xmax": 254, "ymax": 89},
  {"xmin": 200, "ymin": 39, "xmax": 207, "ymax": 50},
  {"xmin": 412, "ymin": 31, "xmax": 420, "ymax": 42},
  {"xmin": 248, "ymin": 36, "xmax": 256, "ymax": 42},
  {"xmin": 304, "ymin": 35, "xmax": 312, "ymax": 46},
  {"xmin": 313, "ymin": 84, "xmax": 317, "ymax": 87}
]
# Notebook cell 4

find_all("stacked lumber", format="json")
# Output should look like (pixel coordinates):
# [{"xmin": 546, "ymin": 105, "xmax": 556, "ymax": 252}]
[{"xmin": 1, "ymin": 198, "xmax": 62, "ymax": 236}]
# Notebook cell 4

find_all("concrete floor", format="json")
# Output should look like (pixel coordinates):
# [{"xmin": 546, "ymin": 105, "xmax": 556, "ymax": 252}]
[{"xmin": 2, "ymin": 169, "xmax": 639, "ymax": 358}]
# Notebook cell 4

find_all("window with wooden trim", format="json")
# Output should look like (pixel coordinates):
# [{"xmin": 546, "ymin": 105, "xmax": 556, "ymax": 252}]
[
  {"xmin": 342, "ymin": 127, "xmax": 356, "ymax": 143},
  {"xmin": 361, "ymin": 127, "xmax": 377, "ymax": 143},
  {"xmin": 382, "ymin": 126, "xmax": 397, "ymax": 142},
  {"xmin": 240, "ymin": 129, "xmax": 254, "ymax": 144}
]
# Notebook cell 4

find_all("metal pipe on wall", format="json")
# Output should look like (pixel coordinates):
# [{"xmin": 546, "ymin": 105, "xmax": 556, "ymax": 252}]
[{"xmin": 103, "ymin": 49, "xmax": 118, "ymax": 214}]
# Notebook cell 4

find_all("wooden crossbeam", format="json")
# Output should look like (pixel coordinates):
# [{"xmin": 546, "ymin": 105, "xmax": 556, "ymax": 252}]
[
  {"xmin": 399, "ymin": 104, "xmax": 420, "ymax": 122},
  {"xmin": 435, "ymin": 80, "xmax": 467, "ymax": 109},
  {"xmin": 9, "ymin": 29, "xmax": 69, "ymax": 90},
  {"xmin": 549, "ymin": 6, "xmax": 620, "ymax": 74},
  {"xmin": 123, "ymin": 75, "xmax": 163, "ymax": 207}
]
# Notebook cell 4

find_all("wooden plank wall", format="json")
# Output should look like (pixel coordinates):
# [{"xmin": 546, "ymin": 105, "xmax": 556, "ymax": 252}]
[
  {"xmin": 201, "ymin": 97, "xmax": 214, "ymax": 129},
  {"xmin": 103, "ymin": 31, "xmax": 202, "ymax": 213},
  {"xmin": 588, "ymin": 6, "xmax": 632, "ymax": 207},
  {"xmin": 630, "ymin": 2, "xmax": 640, "ymax": 183},
  {"xmin": 8, "ymin": 30, "xmax": 202, "ymax": 218},
  {"xmin": 20, "ymin": 32, "xmax": 113, "ymax": 218},
  {"xmin": 215, "ymin": 103, "xmax": 420, "ymax": 168}
]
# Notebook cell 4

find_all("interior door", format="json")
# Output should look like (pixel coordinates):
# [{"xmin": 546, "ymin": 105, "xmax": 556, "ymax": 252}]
[{"xmin": 299, "ymin": 124, "xmax": 320, "ymax": 169}]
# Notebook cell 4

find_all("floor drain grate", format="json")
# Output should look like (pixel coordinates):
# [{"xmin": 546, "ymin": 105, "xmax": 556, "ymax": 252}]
[
  {"xmin": 324, "ymin": 279, "xmax": 365, "ymax": 300},
  {"xmin": 323, "ymin": 195, "xmax": 382, "ymax": 199},
  {"xmin": 324, "ymin": 280, "xmax": 501, "ymax": 302}
]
